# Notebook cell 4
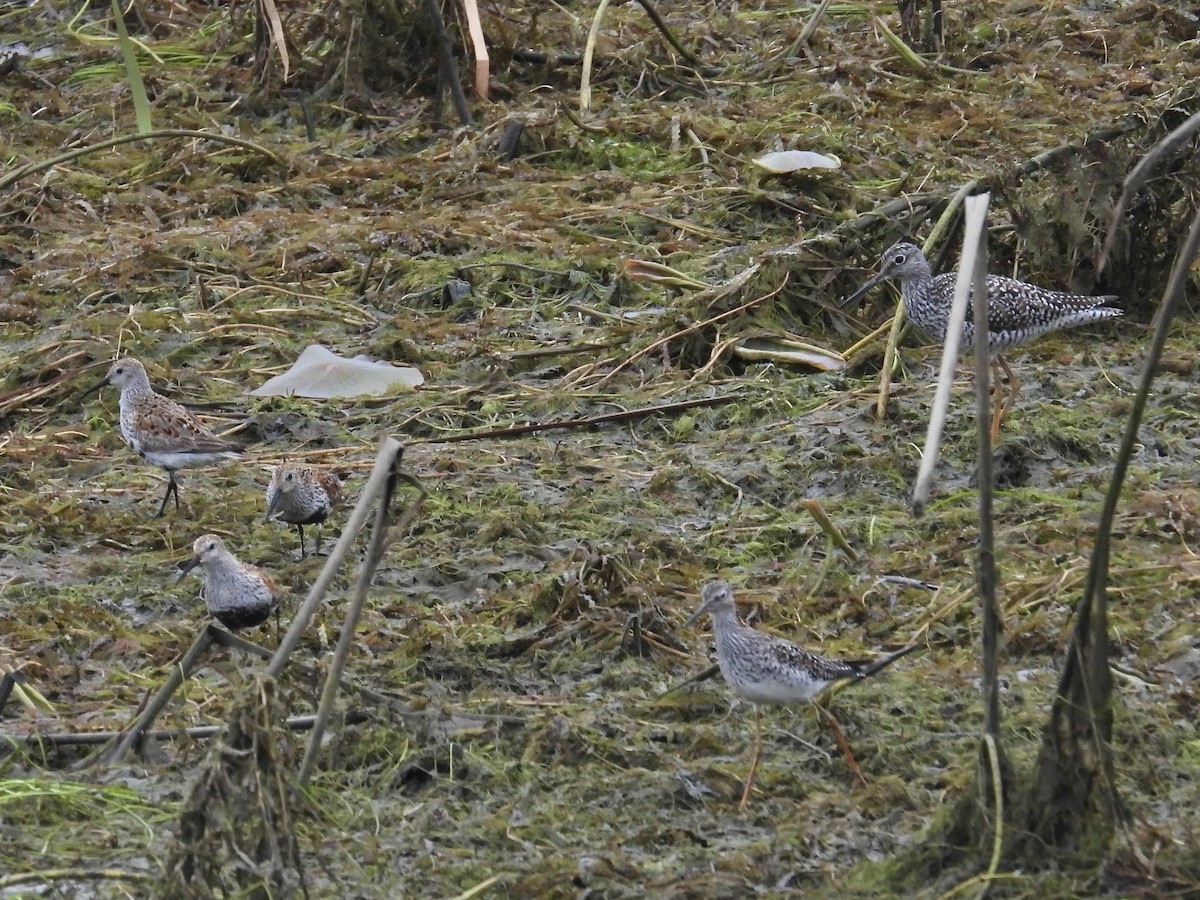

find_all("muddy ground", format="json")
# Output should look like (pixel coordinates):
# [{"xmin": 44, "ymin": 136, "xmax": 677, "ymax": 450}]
[{"xmin": 2, "ymin": 0, "xmax": 1200, "ymax": 896}]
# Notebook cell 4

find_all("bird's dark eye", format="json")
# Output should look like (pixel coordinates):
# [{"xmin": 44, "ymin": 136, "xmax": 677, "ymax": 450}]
[
  {"xmin": 206, "ymin": 542, "xmax": 217, "ymax": 552},
  {"xmin": 893, "ymin": 253, "xmax": 907, "ymax": 265},
  {"xmin": 114, "ymin": 366, "xmax": 124, "ymax": 375}
]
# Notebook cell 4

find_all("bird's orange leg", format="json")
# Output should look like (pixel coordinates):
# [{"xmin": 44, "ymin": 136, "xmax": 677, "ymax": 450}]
[
  {"xmin": 739, "ymin": 706, "xmax": 763, "ymax": 810},
  {"xmin": 989, "ymin": 354, "xmax": 1019, "ymax": 442},
  {"xmin": 814, "ymin": 700, "xmax": 868, "ymax": 788},
  {"xmin": 989, "ymin": 360, "xmax": 1005, "ymax": 443}
]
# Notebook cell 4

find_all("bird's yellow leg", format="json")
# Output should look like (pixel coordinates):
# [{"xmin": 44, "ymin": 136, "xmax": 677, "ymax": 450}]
[
  {"xmin": 739, "ymin": 706, "xmax": 764, "ymax": 810},
  {"xmin": 998, "ymin": 354, "xmax": 1019, "ymax": 425},
  {"xmin": 989, "ymin": 355, "xmax": 1019, "ymax": 442},
  {"xmin": 814, "ymin": 700, "xmax": 867, "ymax": 788}
]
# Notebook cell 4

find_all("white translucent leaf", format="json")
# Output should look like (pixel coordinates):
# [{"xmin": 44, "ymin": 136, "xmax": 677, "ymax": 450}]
[
  {"xmin": 249, "ymin": 345, "xmax": 424, "ymax": 398},
  {"xmin": 751, "ymin": 150, "xmax": 841, "ymax": 173},
  {"xmin": 732, "ymin": 334, "xmax": 845, "ymax": 371}
]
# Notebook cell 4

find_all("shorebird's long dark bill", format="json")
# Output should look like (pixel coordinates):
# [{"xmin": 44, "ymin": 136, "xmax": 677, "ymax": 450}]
[
  {"xmin": 684, "ymin": 595, "xmax": 723, "ymax": 628},
  {"xmin": 841, "ymin": 269, "xmax": 891, "ymax": 308},
  {"xmin": 859, "ymin": 641, "xmax": 920, "ymax": 678},
  {"xmin": 176, "ymin": 554, "xmax": 202, "ymax": 582},
  {"xmin": 78, "ymin": 373, "xmax": 110, "ymax": 401}
]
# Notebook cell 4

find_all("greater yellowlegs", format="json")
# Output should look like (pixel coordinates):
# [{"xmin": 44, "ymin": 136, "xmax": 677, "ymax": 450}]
[
  {"xmin": 844, "ymin": 242, "xmax": 1122, "ymax": 440},
  {"xmin": 685, "ymin": 580, "xmax": 917, "ymax": 808}
]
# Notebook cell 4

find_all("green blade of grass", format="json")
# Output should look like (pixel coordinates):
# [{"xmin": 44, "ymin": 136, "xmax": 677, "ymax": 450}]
[{"xmin": 110, "ymin": 0, "xmax": 153, "ymax": 134}]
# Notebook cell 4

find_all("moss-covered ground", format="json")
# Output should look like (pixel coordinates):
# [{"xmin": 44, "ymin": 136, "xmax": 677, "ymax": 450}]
[{"xmin": 1, "ymin": 0, "xmax": 1200, "ymax": 896}]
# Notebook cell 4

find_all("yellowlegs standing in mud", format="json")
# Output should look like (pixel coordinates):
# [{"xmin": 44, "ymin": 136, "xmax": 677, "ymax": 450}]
[
  {"xmin": 685, "ymin": 580, "xmax": 917, "ymax": 809},
  {"xmin": 843, "ymin": 242, "xmax": 1122, "ymax": 440}
]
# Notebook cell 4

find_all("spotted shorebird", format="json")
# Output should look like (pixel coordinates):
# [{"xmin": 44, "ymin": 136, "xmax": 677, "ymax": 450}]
[
  {"xmin": 83, "ymin": 358, "xmax": 243, "ymax": 517},
  {"xmin": 685, "ymin": 580, "xmax": 917, "ymax": 808},
  {"xmin": 177, "ymin": 534, "xmax": 284, "ymax": 631},
  {"xmin": 265, "ymin": 463, "xmax": 343, "ymax": 557},
  {"xmin": 843, "ymin": 241, "xmax": 1122, "ymax": 440}
]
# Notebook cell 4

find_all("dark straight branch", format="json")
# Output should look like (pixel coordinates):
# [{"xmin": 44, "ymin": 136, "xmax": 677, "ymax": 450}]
[{"xmin": 417, "ymin": 395, "xmax": 738, "ymax": 445}]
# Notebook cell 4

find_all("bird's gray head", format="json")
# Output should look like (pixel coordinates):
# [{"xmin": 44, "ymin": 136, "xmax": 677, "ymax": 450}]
[
  {"xmin": 81, "ymin": 356, "xmax": 150, "ymax": 400},
  {"xmin": 103, "ymin": 358, "xmax": 150, "ymax": 389},
  {"xmin": 842, "ymin": 241, "xmax": 929, "ymax": 307},
  {"xmin": 265, "ymin": 465, "xmax": 301, "ymax": 522},
  {"xmin": 873, "ymin": 242, "xmax": 928, "ymax": 280},
  {"xmin": 272, "ymin": 466, "xmax": 301, "ymax": 496},
  {"xmin": 176, "ymin": 533, "xmax": 227, "ymax": 581},
  {"xmin": 684, "ymin": 580, "xmax": 737, "ymax": 627}
]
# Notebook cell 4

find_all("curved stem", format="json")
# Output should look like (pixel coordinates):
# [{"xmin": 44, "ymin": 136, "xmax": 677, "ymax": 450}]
[{"xmin": 0, "ymin": 129, "xmax": 287, "ymax": 191}]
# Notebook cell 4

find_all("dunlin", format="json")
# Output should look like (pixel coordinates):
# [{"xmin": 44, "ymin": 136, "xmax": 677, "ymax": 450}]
[
  {"xmin": 844, "ymin": 242, "xmax": 1122, "ymax": 440},
  {"xmin": 177, "ymin": 534, "xmax": 285, "ymax": 631},
  {"xmin": 83, "ymin": 357, "xmax": 243, "ymax": 517},
  {"xmin": 264, "ymin": 463, "xmax": 343, "ymax": 557},
  {"xmin": 686, "ymin": 580, "xmax": 917, "ymax": 808}
]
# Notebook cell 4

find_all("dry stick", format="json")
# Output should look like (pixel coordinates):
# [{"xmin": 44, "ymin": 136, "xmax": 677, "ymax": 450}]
[
  {"xmin": 963, "ymin": 201, "xmax": 1007, "ymax": 872},
  {"xmin": 981, "ymin": 731, "xmax": 1006, "ymax": 886},
  {"xmin": 966, "ymin": 198, "xmax": 1002, "ymax": 746},
  {"xmin": 300, "ymin": 463, "xmax": 427, "ymax": 783},
  {"xmin": 0, "ymin": 673, "xmax": 16, "ymax": 718},
  {"xmin": 802, "ymin": 499, "xmax": 859, "ymax": 563},
  {"xmin": 911, "ymin": 194, "xmax": 990, "ymax": 515},
  {"xmin": 924, "ymin": 180, "xmax": 975, "ymax": 251},
  {"xmin": 82, "ymin": 625, "xmax": 217, "ymax": 767},
  {"xmin": 631, "ymin": 0, "xmax": 705, "ymax": 69},
  {"xmin": 841, "ymin": 317, "xmax": 896, "ymax": 367},
  {"xmin": 813, "ymin": 700, "xmax": 867, "ymax": 788},
  {"xmin": 461, "ymin": 0, "xmax": 489, "ymax": 99},
  {"xmin": 579, "ymin": 0, "xmax": 610, "ymax": 111},
  {"xmin": 872, "ymin": 300, "xmax": 908, "ymax": 421},
  {"xmin": 1070, "ymin": 204, "xmax": 1200, "ymax": 768},
  {"xmin": 875, "ymin": 15, "xmax": 929, "ymax": 71},
  {"xmin": 266, "ymin": 437, "xmax": 405, "ymax": 679},
  {"xmin": 0, "ymin": 130, "xmax": 285, "ymax": 191},
  {"xmin": 422, "ymin": 0, "xmax": 472, "ymax": 125},
  {"xmin": 413, "ymin": 395, "xmax": 738, "ymax": 445},
  {"xmin": 799, "ymin": 0, "xmax": 835, "ymax": 43},
  {"xmin": 13, "ymin": 713, "xmax": 369, "ymax": 749},
  {"xmin": 1098, "ymin": 110, "xmax": 1200, "ymax": 275}
]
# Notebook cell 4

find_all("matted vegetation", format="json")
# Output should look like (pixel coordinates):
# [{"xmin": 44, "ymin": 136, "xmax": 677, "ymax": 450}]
[{"xmin": 1, "ymin": 0, "xmax": 1199, "ymax": 896}]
